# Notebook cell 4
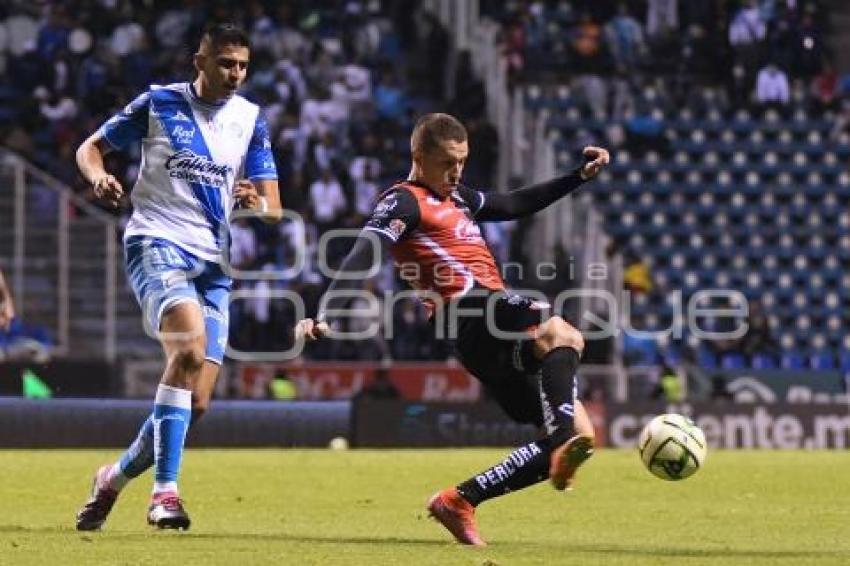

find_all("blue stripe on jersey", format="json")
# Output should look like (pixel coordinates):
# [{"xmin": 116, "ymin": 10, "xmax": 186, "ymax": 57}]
[
  {"xmin": 244, "ymin": 114, "xmax": 278, "ymax": 180},
  {"xmin": 150, "ymin": 88, "xmax": 227, "ymax": 247},
  {"xmin": 100, "ymin": 91, "xmax": 151, "ymax": 149}
]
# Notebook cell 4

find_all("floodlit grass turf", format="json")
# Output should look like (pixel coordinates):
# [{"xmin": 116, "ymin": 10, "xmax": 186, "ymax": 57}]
[{"xmin": 1, "ymin": 449, "xmax": 849, "ymax": 565}]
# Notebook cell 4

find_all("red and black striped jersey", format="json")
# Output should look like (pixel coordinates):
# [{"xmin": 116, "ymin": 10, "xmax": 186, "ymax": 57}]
[{"xmin": 364, "ymin": 181, "xmax": 505, "ymax": 315}]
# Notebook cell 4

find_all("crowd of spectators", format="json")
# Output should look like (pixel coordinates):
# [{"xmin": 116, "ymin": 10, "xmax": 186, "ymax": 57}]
[
  {"xmin": 481, "ymin": 1, "xmax": 850, "ymax": 375},
  {"xmin": 484, "ymin": 0, "xmax": 836, "ymax": 116},
  {"xmin": 0, "ymin": 0, "xmax": 503, "ymax": 362},
  {"xmin": 7, "ymin": 1, "xmax": 842, "ymax": 369}
]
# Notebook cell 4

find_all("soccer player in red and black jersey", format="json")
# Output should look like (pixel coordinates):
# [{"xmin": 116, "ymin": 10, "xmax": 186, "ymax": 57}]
[{"xmin": 296, "ymin": 113, "xmax": 609, "ymax": 546}]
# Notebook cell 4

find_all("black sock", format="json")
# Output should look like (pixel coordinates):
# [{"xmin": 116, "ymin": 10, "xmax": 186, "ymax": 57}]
[
  {"xmin": 539, "ymin": 346, "xmax": 580, "ymax": 438},
  {"xmin": 456, "ymin": 436, "xmax": 557, "ymax": 506}
]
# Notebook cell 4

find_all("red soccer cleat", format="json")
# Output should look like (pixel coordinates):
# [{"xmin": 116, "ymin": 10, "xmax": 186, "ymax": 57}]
[
  {"xmin": 427, "ymin": 487, "xmax": 486, "ymax": 546},
  {"xmin": 549, "ymin": 434, "xmax": 595, "ymax": 491}
]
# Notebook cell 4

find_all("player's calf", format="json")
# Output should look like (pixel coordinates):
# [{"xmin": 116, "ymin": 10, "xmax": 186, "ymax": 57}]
[
  {"xmin": 191, "ymin": 398, "xmax": 210, "ymax": 425},
  {"xmin": 190, "ymin": 360, "xmax": 222, "ymax": 424},
  {"xmin": 533, "ymin": 316, "xmax": 586, "ymax": 452}
]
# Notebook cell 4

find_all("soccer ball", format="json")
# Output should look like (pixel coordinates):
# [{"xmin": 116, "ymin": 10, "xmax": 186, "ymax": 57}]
[{"xmin": 638, "ymin": 414, "xmax": 707, "ymax": 481}]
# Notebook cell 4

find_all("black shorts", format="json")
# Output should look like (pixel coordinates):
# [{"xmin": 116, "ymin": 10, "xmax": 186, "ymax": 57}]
[{"xmin": 449, "ymin": 292, "xmax": 551, "ymax": 427}]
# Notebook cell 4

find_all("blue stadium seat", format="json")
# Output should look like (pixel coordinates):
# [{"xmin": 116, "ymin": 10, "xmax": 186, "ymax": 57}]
[
  {"xmin": 696, "ymin": 348, "xmax": 718, "ymax": 369},
  {"xmin": 721, "ymin": 353, "xmax": 746, "ymax": 370},
  {"xmin": 810, "ymin": 351, "xmax": 836, "ymax": 370},
  {"xmin": 662, "ymin": 346, "xmax": 684, "ymax": 366},
  {"xmin": 576, "ymin": 84, "xmax": 846, "ymax": 366},
  {"xmin": 622, "ymin": 332, "xmax": 659, "ymax": 367},
  {"xmin": 839, "ymin": 351, "xmax": 850, "ymax": 372},
  {"xmin": 781, "ymin": 351, "xmax": 806, "ymax": 370},
  {"xmin": 751, "ymin": 353, "xmax": 777, "ymax": 369}
]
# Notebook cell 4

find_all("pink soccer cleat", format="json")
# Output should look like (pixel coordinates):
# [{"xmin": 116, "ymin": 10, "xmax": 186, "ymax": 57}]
[{"xmin": 147, "ymin": 491, "xmax": 191, "ymax": 530}]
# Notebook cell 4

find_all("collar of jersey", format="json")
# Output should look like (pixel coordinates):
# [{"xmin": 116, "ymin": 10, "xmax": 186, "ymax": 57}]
[
  {"xmin": 402, "ymin": 179, "xmax": 450, "ymax": 200},
  {"xmin": 187, "ymin": 82, "xmax": 230, "ymax": 108}
]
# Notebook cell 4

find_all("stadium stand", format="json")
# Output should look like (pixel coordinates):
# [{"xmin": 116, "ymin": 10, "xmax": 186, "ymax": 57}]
[
  {"xmin": 482, "ymin": 0, "xmax": 850, "ymax": 369},
  {"xmin": 2, "ymin": 0, "xmax": 850, "ymax": 375},
  {"xmin": 0, "ymin": 1, "xmax": 459, "ymax": 362}
]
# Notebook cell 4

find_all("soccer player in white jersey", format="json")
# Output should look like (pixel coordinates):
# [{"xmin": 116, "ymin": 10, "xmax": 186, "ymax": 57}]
[{"xmin": 74, "ymin": 23, "xmax": 282, "ymax": 531}]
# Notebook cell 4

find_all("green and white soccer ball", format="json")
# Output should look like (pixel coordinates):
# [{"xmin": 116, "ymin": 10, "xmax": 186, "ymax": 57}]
[{"xmin": 638, "ymin": 414, "xmax": 707, "ymax": 481}]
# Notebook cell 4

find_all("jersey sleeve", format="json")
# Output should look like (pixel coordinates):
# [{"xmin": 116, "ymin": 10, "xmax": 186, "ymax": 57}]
[
  {"xmin": 363, "ymin": 188, "xmax": 420, "ymax": 243},
  {"xmin": 244, "ymin": 113, "xmax": 278, "ymax": 181},
  {"xmin": 98, "ymin": 90, "xmax": 151, "ymax": 150},
  {"xmin": 456, "ymin": 184, "xmax": 486, "ymax": 217}
]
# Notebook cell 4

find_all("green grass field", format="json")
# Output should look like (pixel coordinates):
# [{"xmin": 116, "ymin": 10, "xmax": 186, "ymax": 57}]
[{"xmin": 1, "ymin": 449, "xmax": 848, "ymax": 565}]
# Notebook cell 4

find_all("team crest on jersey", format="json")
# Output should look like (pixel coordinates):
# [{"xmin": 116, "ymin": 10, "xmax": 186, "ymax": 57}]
[
  {"xmin": 227, "ymin": 122, "xmax": 245, "ymax": 138},
  {"xmin": 454, "ymin": 219, "xmax": 483, "ymax": 243},
  {"xmin": 207, "ymin": 120, "xmax": 244, "ymax": 138},
  {"xmin": 389, "ymin": 219, "xmax": 407, "ymax": 239},
  {"xmin": 171, "ymin": 124, "xmax": 196, "ymax": 144}
]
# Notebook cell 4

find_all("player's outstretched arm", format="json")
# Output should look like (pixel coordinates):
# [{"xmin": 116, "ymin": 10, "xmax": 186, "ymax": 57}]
[
  {"xmin": 297, "ymin": 188, "xmax": 417, "ymax": 342},
  {"xmin": 76, "ymin": 133, "xmax": 125, "ymax": 209},
  {"xmin": 295, "ymin": 231, "xmax": 391, "ymax": 342},
  {"xmin": 474, "ymin": 146, "xmax": 610, "ymax": 221}
]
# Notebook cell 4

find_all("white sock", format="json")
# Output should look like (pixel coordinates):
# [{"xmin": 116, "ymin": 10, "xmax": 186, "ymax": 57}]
[{"xmin": 153, "ymin": 481, "xmax": 179, "ymax": 496}]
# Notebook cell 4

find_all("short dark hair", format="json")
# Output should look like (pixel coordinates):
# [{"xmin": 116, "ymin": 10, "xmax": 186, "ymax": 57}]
[
  {"xmin": 201, "ymin": 23, "xmax": 250, "ymax": 52},
  {"xmin": 411, "ymin": 113, "xmax": 467, "ymax": 155}
]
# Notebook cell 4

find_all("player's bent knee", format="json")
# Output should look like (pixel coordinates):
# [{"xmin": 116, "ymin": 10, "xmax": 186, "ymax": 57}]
[
  {"xmin": 538, "ymin": 316, "xmax": 584, "ymax": 354},
  {"xmin": 170, "ymin": 343, "xmax": 206, "ymax": 377}
]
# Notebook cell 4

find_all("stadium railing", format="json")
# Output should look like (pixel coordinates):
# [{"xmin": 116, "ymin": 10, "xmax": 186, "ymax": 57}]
[{"xmin": 0, "ymin": 149, "xmax": 153, "ymax": 361}]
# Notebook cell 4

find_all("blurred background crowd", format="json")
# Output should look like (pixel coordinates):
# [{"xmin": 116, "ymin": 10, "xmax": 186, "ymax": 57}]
[{"xmin": 1, "ymin": 0, "xmax": 847, "ymax": 372}]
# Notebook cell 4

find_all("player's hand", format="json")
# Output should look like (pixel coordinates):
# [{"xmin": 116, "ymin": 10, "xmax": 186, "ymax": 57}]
[
  {"xmin": 579, "ymin": 146, "xmax": 610, "ymax": 180},
  {"xmin": 92, "ymin": 174, "xmax": 124, "ymax": 208},
  {"xmin": 233, "ymin": 179, "xmax": 264, "ymax": 211},
  {"xmin": 294, "ymin": 318, "xmax": 330, "ymax": 342}
]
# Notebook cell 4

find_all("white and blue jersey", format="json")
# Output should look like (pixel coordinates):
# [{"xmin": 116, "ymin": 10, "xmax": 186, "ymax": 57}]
[
  {"xmin": 100, "ymin": 81, "xmax": 277, "ymax": 263},
  {"xmin": 101, "ymin": 82, "xmax": 277, "ymax": 363}
]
